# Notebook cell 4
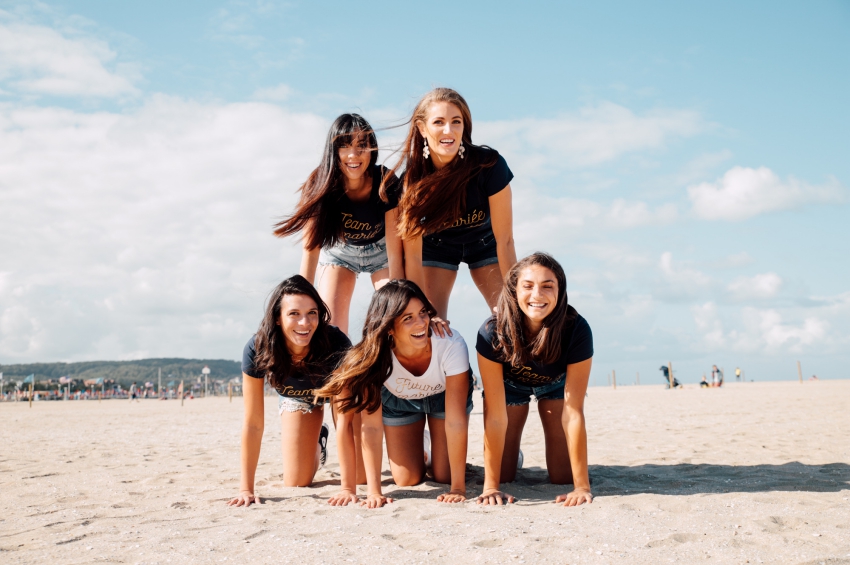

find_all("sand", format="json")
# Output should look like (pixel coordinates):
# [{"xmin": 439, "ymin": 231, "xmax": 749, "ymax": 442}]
[{"xmin": 1, "ymin": 380, "xmax": 848, "ymax": 564}]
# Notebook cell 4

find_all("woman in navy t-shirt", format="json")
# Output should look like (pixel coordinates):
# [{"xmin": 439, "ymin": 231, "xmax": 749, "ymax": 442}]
[
  {"xmin": 228, "ymin": 275, "xmax": 350, "ymax": 507},
  {"xmin": 475, "ymin": 253, "xmax": 594, "ymax": 507},
  {"xmin": 386, "ymin": 88, "xmax": 517, "ymax": 320}
]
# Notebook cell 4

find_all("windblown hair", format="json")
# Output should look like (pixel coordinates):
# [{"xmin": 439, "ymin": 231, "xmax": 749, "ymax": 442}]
[
  {"xmin": 384, "ymin": 88, "xmax": 498, "ymax": 239},
  {"xmin": 273, "ymin": 114, "xmax": 379, "ymax": 250},
  {"xmin": 492, "ymin": 253, "xmax": 578, "ymax": 366},
  {"xmin": 315, "ymin": 280, "xmax": 436, "ymax": 413},
  {"xmin": 252, "ymin": 275, "xmax": 335, "ymax": 391}
]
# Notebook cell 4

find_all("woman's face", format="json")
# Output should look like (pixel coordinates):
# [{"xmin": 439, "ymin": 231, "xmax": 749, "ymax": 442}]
[
  {"xmin": 417, "ymin": 101, "xmax": 464, "ymax": 167},
  {"xmin": 516, "ymin": 265, "xmax": 559, "ymax": 328},
  {"xmin": 278, "ymin": 294, "xmax": 319, "ymax": 353},
  {"xmin": 388, "ymin": 297, "xmax": 430, "ymax": 352},
  {"xmin": 337, "ymin": 134, "xmax": 372, "ymax": 185}
]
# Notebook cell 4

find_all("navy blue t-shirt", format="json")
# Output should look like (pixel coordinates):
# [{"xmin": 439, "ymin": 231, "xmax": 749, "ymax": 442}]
[
  {"xmin": 476, "ymin": 314, "xmax": 593, "ymax": 387},
  {"xmin": 428, "ymin": 148, "xmax": 513, "ymax": 244},
  {"xmin": 242, "ymin": 326, "xmax": 351, "ymax": 398},
  {"xmin": 339, "ymin": 164, "xmax": 401, "ymax": 246}
]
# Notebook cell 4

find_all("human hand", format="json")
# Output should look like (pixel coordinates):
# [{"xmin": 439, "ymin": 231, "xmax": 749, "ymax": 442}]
[
  {"xmin": 437, "ymin": 489, "xmax": 467, "ymax": 503},
  {"xmin": 429, "ymin": 316, "xmax": 452, "ymax": 337},
  {"xmin": 227, "ymin": 490, "xmax": 261, "ymax": 507},
  {"xmin": 359, "ymin": 493, "xmax": 393, "ymax": 509},
  {"xmin": 327, "ymin": 489, "xmax": 359, "ymax": 506},
  {"xmin": 476, "ymin": 488, "xmax": 515, "ymax": 506},
  {"xmin": 555, "ymin": 488, "xmax": 593, "ymax": 507}
]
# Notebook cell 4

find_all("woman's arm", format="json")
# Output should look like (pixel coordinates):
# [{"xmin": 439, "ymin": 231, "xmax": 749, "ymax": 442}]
[
  {"xmin": 299, "ymin": 243, "xmax": 321, "ymax": 285},
  {"xmin": 360, "ymin": 407, "xmax": 393, "ymax": 508},
  {"xmin": 227, "ymin": 373, "xmax": 265, "ymax": 506},
  {"xmin": 384, "ymin": 208, "xmax": 404, "ymax": 280},
  {"xmin": 402, "ymin": 234, "xmax": 425, "ymax": 291},
  {"xmin": 327, "ymin": 394, "xmax": 359, "ymax": 506},
  {"xmin": 489, "ymin": 185, "xmax": 517, "ymax": 278},
  {"xmin": 437, "ymin": 371, "xmax": 470, "ymax": 503},
  {"xmin": 476, "ymin": 354, "xmax": 515, "ymax": 505},
  {"xmin": 557, "ymin": 357, "xmax": 593, "ymax": 506}
]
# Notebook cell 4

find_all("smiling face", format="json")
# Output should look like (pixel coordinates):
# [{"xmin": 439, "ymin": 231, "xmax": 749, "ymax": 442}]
[
  {"xmin": 337, "ymin": 132, "xmax": 373, "ymax": 186},
  {"xmin": 516, "ymin": 265, "xmax": 560, "ymax": 333},
  {"xmin": 278, "ymin": 293, "xmax": 319, "ymax": 356},
  {"xmin": 388, "ymin": 297, "xmax": 431, "ymax": 353},
  {"xmin": 417, "ymin": 101, "xmax": 464, "ymax": 168}
]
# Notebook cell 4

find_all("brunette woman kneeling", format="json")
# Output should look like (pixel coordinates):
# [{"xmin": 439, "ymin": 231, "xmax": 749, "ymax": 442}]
[
  {"xmin": 228, "ymin": 275, "xmax": 350, "ymax": 506},
  {"xmin": 317, "ymin": 280, "xmax": 472, "ymax": 508},
  {"xmin": 476, "ymin": 253, "xmax": 594, "ymax": 507}
]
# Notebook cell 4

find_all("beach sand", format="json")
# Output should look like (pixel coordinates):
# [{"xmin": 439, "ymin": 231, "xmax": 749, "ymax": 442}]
[{"xmin": 1, "ymin": 380, "xmax": 848, "ymax": 564}]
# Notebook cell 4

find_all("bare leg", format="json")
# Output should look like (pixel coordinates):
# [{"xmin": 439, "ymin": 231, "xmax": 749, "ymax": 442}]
[
  {"xmin": 384, "ymin": 418, "xmax": 427, "ymax": 487},
  {"xmin": 370, "ymin": 267, "xmax": 390, "ymax": 290},
  {"xmin": 331, "ymin": 400, "xmax": 367, "ymax": 485},
  {"xmin": 424, "ymin": 266, "xmax": 458, "ymax": 319},
  {"xmin": 537, "ymin": 399, "xmax": 574, "ymax": 484},
  {"xmin": 315, "ymin": 265, "xmax": 357, "ymax": 335},
  {"xmin": 499, "ymin": 404, "xmax": 530, "ymax": 483},
  {"xmin": 279, "ymin": 406, "xmax": 325, "ymax": 487},
  {"xmin": 425, "ymin": 416, "xmax": 451, "ymax": 484},
  {"xmin": 469, "ymin": 263, "xmax": 503, "ymax": 313}
]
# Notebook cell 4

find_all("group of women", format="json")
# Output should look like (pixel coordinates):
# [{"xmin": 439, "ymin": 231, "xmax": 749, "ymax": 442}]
[{"xmin": 228, "ymin": 88, "xmax": 594, "ymax": 509}]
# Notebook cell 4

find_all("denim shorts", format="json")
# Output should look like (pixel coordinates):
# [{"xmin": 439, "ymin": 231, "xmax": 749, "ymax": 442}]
[
  {"xmin": 496, "ymin": 375, "xmax": 566, "ymax": 406},
  {"xmin": 421, "ymin": 233, "xmax": 498, "ymax": 271},
  {"xmin": 381, "ymin": 372, "xmax": 474, "ymax": 426},
  {"xmin": 319, "ymin": 237, "xmax": 388, "ymax": 275},
  {"xmin": 278, "ymin": 393, "xmax": 327, "ymax": 415}
]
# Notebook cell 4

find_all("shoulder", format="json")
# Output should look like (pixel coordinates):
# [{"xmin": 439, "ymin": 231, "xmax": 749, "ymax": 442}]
[
  {"xmin": 472, "ymin": 147, "xmax": 512, "ymax": 195},
  {"xmin": 434, "ymin": 329, "xmax": 467, "ymax": 350},
  {"xmin": 475, "ymin": 316, "xmax": 499, "ymax": 354},
  {"xmin": 326, "ymin": 325, "xmax": 353, "ymax": 350},
  {"xmin": 243, "ymin": 334, "xmax": 257, "ymax": 357}
]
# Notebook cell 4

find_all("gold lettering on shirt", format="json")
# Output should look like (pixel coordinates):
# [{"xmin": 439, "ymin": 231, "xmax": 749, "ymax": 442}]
[
  {"xmin": 509, "ymin": 365, "xmax": 554, "ymax": 385},
  {"xmin": 447, "ymin": 209, "xmax": 487, "ymax": 229},
  {"xmin": 279, "ymin": 385, "xmax": 314, "ymax": 397},
  {"xmin": 391, "ymin": 377, "xmax": 445, "ymax": 399}
]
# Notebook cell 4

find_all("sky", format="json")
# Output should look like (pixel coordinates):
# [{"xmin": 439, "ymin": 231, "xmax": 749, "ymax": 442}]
[{"xmin": 1, "ymin": 0, "xmax": 848, "ymax": 384}]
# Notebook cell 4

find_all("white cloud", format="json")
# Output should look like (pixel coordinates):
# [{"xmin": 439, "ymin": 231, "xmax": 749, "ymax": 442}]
[
  {"xmin": 742, "ymin": 308, "xmax": 828, "ymax": 352},
  {"xmin": 727, "ymin": 273, "xmax": 782, "ymax": 300},
  {"xmin": 692, "ymin": 302, "xmax": 726, "ymax": 348},
  {"xmin": 477, "ymin": 102, "xmax": 706, "ymax": 173},
  {"xmin": 659, "ymin": 252, "xmax": 713, "ymax": 288},
  {"xmin": 688, "ymin": 166, "xmax": 844, "ymax": 221},
  {"xmin": 0, "ymin": 20, "xmax": 138, "ymax": 98}
]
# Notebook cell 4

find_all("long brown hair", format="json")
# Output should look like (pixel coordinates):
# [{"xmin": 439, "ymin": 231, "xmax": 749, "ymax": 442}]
[
  {"xmin": 253, "ymin": 275, "xmax": 335, "ymax": 391},
  {"xmin": 492, "ymin": 253, "xmax": 578, "ymax": 366},
  {"xmin": 273, "ymin": 114, "xmax": 379, "ymax": 250},
  {"xmin": 384, "ymin": 88, "xmax": 498, "ymax": 239},
  {"xmin": 315, "ymin": 280, "xmax": 436, "ymax": 413}
]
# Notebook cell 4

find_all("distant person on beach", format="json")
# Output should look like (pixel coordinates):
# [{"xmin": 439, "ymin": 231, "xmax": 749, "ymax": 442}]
[
  {"xmin": 711, "ymin": 365, "xmax": 722, "ymax": 387},
  {"xmin": 476, "ymin": 253, "xmax": 594, "ymax": 507},
  {"xmin": 316, "ymin": 280, "xmax": 473, "ymax": 508},
  {"xmin": 228, "ymin": 275, "xmax": 351, "ymax": 507},
  {"xmin": 129, "ymin": 382, "xmax": 140, "ymax": 403},
  {"xmin": 700, "ymin": 375, "xmax": 710, "ymax": 388},
  {"xmin": 388, "ymin": 88, "xmax": 517, "ymax": 320},
  {"xmin": 735, "ymin": 367, "xmax": 741, "ymax": 381},
  {"xmin": 659, "ymin": 365, "xmax": 681, "ymax": 388}
]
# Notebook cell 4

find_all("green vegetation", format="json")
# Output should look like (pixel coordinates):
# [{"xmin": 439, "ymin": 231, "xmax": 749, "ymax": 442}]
[{"xmin": 0, "ymin": 358, "xmax": 241, "ymax": 389}]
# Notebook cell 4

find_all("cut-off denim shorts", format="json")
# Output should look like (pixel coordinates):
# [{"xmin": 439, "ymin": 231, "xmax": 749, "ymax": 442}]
[
  {"xmin": 381, "ymin": 371, "xmax": 474, "ymax": 426},
  {"xmin": 491, "ymin": 375, "xmax": 566, "ymax": 406},
  {"xmin": 278, "ymin": 393, "xmax": 328, "ymax": 415},
  {"xmin": 421, "ymin": 233, "xmax": 499, "ymax": 271},
  {"xmin": 319, "ymin": 237, "xmax": 388, "ymax": 275}
]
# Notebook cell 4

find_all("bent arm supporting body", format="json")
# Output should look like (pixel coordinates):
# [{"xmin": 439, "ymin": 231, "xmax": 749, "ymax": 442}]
[
  {"xmin": 385, "ymin": 208, "xmax": 405, "ymax": 280},
  {"xmin": 478, "ymin": 354, "xmax": 508, "ymax": 493},
  {"xmin": 444, "ymin": 372, "xmax": 470, "ymax": 494},
  {"xmin": 489, "ymin": 186, "xmax": 517, "ymax": 278},
  {"xmin": 562, "ymin": 358, "xmax": 593, "ymax": 496},
  {"xmin": 239, "ymin": 373, "xmax": 265, "ymax": 494}
]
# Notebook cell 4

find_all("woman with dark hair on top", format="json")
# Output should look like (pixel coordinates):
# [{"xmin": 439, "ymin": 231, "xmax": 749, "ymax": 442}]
[
  {"xmin": 475, "ymin": 253, "xmax": 594, "ymax": 507},
  {"xmin": 315, "ymin": 280, "xmax": 473, "ymax": 508},
  {"xmin": 228, "ymin": 275, "xmax": 351, "ymax": 507},
  {"xmin": 385, "ymin": 87, "xmax": 517, "ymax": 320}
]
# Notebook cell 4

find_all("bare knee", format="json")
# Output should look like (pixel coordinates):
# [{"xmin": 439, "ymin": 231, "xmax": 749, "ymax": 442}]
[{"xmin": 392, "ymin": 469, "xmax": 424, "ymax": 487}]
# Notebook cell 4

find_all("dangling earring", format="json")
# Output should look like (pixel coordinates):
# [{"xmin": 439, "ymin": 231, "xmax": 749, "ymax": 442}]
[
  {"xmin": 423, "ymin": 138, "xmax": 430, "ymax": 160},
  {"xmin": 387, "ymin": 333, "xmax": 395, "ymax": 347},
  {"xmin": 458, "ymin": 142, "xmax": 465, "ymax": 159}
]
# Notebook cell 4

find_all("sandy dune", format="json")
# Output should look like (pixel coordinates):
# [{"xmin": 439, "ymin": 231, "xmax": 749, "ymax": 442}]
[{"xmin": 1, "ymin": 380, "xmax": 848, "ymax": 564}]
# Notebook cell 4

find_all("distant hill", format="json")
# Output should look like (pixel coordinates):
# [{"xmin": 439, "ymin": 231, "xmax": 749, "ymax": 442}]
[{"xmin": 0, "ymin": 358, "xmax": 241, "ymax": 388}]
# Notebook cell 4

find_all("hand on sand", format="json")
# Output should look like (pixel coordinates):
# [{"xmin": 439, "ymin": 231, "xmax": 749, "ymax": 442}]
[
  {"xmin": 437, "ymin": 489, "xmax": 467, "ymax": 503},
  {"xmin": 227, "ymin": 490, "xmax": 261, "ymax": 507},
  {"xmin": 360, "ymin": 493, "xmax": 393, "ymax": 509},
  {"xmin": 327, "ymin": 489, "xmax": 359, "ymax": 506},
  {"xmin": 555, "ymin": 488, "xmax": 593, "ymax": 507},
  {"xmin": 476, "ymin": 488, "xmax": 515, "ymax": 506},
  {"xmin": 429, "ymin": 316, "xmax": 452, "ymax": 338}
]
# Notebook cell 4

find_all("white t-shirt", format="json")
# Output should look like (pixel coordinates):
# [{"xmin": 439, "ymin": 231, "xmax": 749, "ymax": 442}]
[{"xmin": 383, "ymin": 331, "xmax": 469, "ymax": 400}]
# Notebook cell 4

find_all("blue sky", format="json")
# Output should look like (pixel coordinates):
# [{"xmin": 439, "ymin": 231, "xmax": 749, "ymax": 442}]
[{"xmin": 1, "ymin": 0, "xmax": 848, "ymax": 384}]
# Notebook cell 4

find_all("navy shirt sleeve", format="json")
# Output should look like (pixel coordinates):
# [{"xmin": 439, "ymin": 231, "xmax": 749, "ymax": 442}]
[
  {"xmin": 380, "ymin": 168, "xmax": 401, "ymax": 212},
  {"xmin": 482, "ymin": 154, "xmax": 514, "ymax": 198},
  {"xmin": 241, "ymin": 335, "xmax": 261, "ymax": 378},
  {"xmin": 475, "ymin": 317, "xmax": 502, "ymax": 363},
  {"xmin": 564, "ymin": 315, "xmax": 594, "ymax": 365}
]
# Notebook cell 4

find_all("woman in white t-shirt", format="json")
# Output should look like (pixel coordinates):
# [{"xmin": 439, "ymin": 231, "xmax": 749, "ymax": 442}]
[{"xmin": 316, "ymin": 280, "xmax": 473, "ymax": 508}]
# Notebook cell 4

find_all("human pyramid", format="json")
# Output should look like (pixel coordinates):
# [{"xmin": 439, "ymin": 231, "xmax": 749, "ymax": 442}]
[{"xmin": 228, "ymin": 88, "xmax": 594, "ymax": 510}]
